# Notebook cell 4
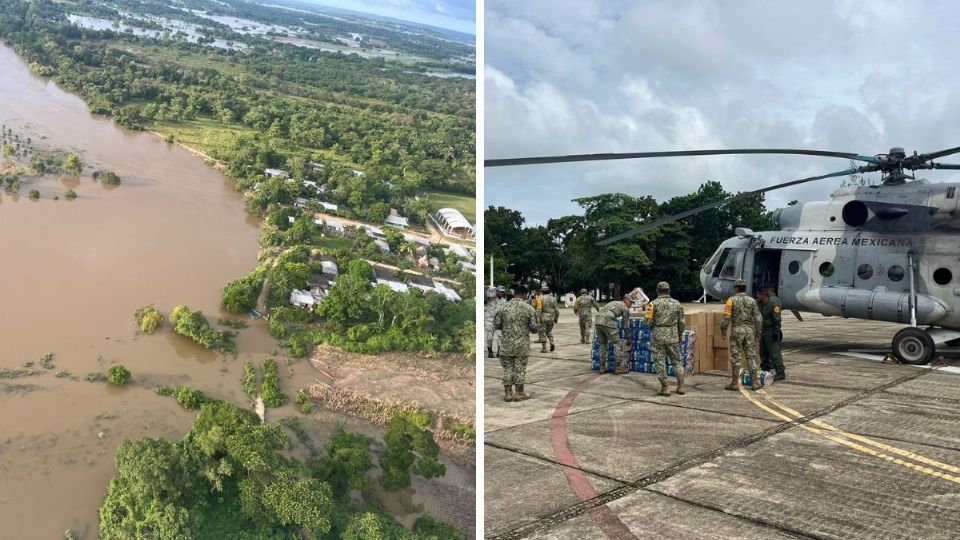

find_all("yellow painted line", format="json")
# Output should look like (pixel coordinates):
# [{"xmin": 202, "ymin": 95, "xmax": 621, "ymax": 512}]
[
  {"xmin": 736, "ymin": 383, "xmax": 960, "ymax": 485},
  {"xmin": 757, "ymin": 389, "xmax": 960, "ymax": 475}
]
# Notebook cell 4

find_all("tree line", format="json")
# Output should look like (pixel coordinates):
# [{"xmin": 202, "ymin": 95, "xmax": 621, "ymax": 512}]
[{"xmin": 484, "ymin": 181, "xmax": 773, "ymax": 300}]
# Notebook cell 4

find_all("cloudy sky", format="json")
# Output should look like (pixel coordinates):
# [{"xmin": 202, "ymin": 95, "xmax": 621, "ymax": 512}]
[
  {"xmin": 308, "ymin": 0, "xmax": 474, "ymax": 34},
  {"xmin": 485, "ymin": 0, "xmax": 960, "ymax": 225}
]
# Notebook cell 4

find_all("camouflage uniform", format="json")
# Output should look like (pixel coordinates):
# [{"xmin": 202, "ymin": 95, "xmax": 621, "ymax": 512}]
[
  {"xmin": 574, "ymin": 292, "xmax": 599, "ymax": 343},
  {"xmin": 493, "ymin": 298, "xmax": 541, "ymax": 387},
  {"xmin": 493, "ymin": 296, "xmax": 506, "ymax": 353},
  {"xmin": 484, "ymin": 297, "xmax": 504, "ymax": 355},
  {"xmin": 595, "ymin": 300, "xmax": 630, "ymax": 373},
  {"xmin": 537, "ymin": 291, "xmax": 560, "ymax": 349},
  {"xmin": 720, "ymin": 292, "xmax": 763, "ymax": 382},
  {"xmin": 645, "ymin": 295, "xmax": 685, "ymax": 385},
  {"xmin": 760, "ymin": 293, "xmax": 785, "ymax": 377}
]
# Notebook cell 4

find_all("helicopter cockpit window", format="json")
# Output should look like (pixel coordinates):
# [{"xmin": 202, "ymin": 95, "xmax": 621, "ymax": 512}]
[
  {"xmin": 710, "ymin": 248, "xmax": 731, "ymax": 277},
  {"xmin": 819, "ymin": 262, "xmax": 835, "ymax": 277},
  {"xmin": 719, "ymin": 249, "xmax": 744, "ymax": 279},
  {"xmin": 888, "ymin": 265, "xmax": 905, "ymax": 282},
  {"xmin": 857, "ymin": 264, "xmax": 873, "ymax": 280}
]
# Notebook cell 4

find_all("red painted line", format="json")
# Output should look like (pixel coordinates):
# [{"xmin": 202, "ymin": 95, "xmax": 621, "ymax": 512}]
[{"xmin": 550, "ymin": 373, "xmax": 639, "ymax": 540}]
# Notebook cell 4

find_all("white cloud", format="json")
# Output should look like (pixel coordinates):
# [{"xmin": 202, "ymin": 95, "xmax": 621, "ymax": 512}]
[{"xmin": 485, "ymin": 0, "xmax": 960, "ymax": 225}]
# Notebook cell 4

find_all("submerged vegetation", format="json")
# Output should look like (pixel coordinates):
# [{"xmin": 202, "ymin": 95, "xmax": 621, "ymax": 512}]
[
  {"xmin": 107, "ymin": 364, "xmax": 131, "ymax": 386},
  {"xmin": 134, "ymin": 306, "xmax": 164, "ymax": 334}
]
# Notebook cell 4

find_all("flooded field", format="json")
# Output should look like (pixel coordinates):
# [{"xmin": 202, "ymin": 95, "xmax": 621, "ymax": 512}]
[{"xmin": 0, "ymin": 43, "xmax": 472, "ymax": 538}]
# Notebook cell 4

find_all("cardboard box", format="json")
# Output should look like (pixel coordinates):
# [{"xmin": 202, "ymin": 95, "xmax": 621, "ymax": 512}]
[
  {"xmin": 714, "ymin": 348, "xmax": 730, "ymax": 372},
  {"xmin": 712, "ymin": 335, "xmax": 729, "ymax": 349}
]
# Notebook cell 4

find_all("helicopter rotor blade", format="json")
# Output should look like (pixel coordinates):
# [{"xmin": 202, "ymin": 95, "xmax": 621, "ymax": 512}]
[
  {"xmin": 921, "ymin": 146, "xmax": 960, "ymax": 161},
  {"xmin": 485, "ymin": 149, "xmax": 880, "ymax": 168},
  {"xmin": 596, "ymin": 167, "xmax": 859, "ymax": 246},
  {"xmin": 932, "ymin": 163, "xmax": 960, "ymax": 170}
]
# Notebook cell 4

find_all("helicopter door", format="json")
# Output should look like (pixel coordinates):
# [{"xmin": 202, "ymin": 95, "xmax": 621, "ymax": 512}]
[
  {"xmin": 752, "ymin": 249, "xmax": 782, "ymax": 294},
  {"xmin": 779, "ymin": 249, "xmax": 815, "ymax": 308}
]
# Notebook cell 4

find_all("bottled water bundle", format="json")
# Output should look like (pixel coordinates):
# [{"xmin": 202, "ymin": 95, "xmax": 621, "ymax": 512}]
[
  {"xmin": 742, "ymin": 369, "xmax": 776, "ymax": 388},
  {"xmin": 591, "ymin": 318, "xmax": 696, "ymax": 375}
]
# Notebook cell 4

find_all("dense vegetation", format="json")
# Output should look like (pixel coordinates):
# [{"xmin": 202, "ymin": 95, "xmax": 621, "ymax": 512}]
[
  {"xmin": 170, "ymin": 305, "xmax": 226, "ymax": 350},
  {"xmin": 0, "ymin": 0, "xmax": 476, "ymax": 359},
  {"xmin": 265, "ymin": 259, "xmax": 475, "ymax": 355},
  {"xmin": 0, "ymin": 0, "xmax": 474, "ymax": 200},
  {"xmin": 486, "ymin": 181, "xmax": 774, "ymax": 299},
  {"xmin": 98, "ymin": 399, "xmax": 458, "ymax": 539}
]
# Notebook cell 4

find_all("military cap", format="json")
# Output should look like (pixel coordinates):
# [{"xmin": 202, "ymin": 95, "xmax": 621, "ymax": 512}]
[
  {"xmin": 515, "ymin": 284, "xmax": 528, "ymax": 294},
  {"xmin": 580, "ymin": 288, "xmax": 588, "ymax": 294},
  {"xmin": 497, "ymin": 285, "xmax": 506, "ymax": 292},
  {"xmin": 734, "ymin": 279, "xmax": 747, "ymax": 287},
  {"xmin": 656, "ymin": 281, "xmax": 670, "ymax": 290},
  {"xmin": 541, "ymin": 285, "xmax": 550, "ymax": 291}
]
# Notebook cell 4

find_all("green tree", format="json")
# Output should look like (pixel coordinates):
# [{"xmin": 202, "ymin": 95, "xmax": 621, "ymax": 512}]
[
  {"xmin": 315, "ymin": 428, "xmax": 373, "ymax": 500},
  {"xmin": 134, "ymin": 306, "xmax": 164, "ymax": 334},
  {"xmin": 367, "ymin": 201, "xmax": 391, "ymax": 224},
  {"xmin": 221, "ymin": 274, "xmax": 263, "ymax": 313},
  {"xmin": 107, "ymin": 364, "xmax": 131, "ymax": 386},
  {"xmin": 381, "ymin": 411, "xmax": 445, "ymax": 490},
  {"xmin": 64, "ymin": 154, "xmax": 83, "ymax": 174}
]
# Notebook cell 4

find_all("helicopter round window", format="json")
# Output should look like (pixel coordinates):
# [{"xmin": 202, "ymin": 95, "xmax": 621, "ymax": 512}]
[
  {"xmin": 888, "ymin": 265, "xmax": 905, "ymax": 282},
  {"xmin": 788, "ymin": 261, "xmax": 800, "ymax": 274},
  {"xmin": 934, "ymin": 268, "xmax": 953, "ymax": 286},
  {"xmin": 819, "ymin": 262, "xmax": 835, "ymax": 277},
  {"xmin": 857, "ymin": 264, "xmax": 873, "ymax": 280}
]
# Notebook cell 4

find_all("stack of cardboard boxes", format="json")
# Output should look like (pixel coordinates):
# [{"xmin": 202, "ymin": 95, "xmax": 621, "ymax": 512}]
[{"xmin": 681, "ymin": 310, "xmax": 730, "ymax": 374}]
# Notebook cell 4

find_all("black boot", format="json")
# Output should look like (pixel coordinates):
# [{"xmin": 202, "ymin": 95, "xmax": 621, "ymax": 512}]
[{"xmin": 550, "ymin": 342, "xmax": 555, "ymax": 352}]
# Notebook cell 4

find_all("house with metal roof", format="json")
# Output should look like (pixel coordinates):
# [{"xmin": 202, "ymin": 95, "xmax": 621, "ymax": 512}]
[{"xmin": 433, "ymin": 208, "xmax": 474, "ymax": 239}]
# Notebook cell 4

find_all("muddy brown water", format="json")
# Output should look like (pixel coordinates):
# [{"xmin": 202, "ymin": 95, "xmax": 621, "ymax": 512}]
[{"xmin": 0, "ymin": 44, "xmax": 473, "ymax": 539}]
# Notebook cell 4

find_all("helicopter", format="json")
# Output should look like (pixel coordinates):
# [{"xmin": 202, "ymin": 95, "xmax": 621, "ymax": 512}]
[{"xmin": 486, "ymin": 145, "xmax": 960, "ymax": 365}]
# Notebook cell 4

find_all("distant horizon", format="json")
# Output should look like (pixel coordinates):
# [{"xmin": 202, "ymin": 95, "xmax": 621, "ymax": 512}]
[{"xmin": 297, "ymin": 0, "xmax": 475, "ymax": 36}]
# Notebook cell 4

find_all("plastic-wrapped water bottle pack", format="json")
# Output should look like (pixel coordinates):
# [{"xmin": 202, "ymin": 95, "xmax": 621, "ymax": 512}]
[{"xmin": 591, "ymin": 318, "xmax": 696, "ymax": 375}]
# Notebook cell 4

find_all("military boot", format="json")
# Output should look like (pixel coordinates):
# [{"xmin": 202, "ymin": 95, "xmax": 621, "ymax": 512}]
[
  {"xmin": 540, "ymin": 343, "xmax": 548, "ymax": 353},
  {"xmin": 658, "ymin": 380, "xmax": 671, "ymax": 396},
  {"xmin": 503, "ymin": 386, "xmax": 514, "ymax": 402},
  {"xmin": 614, "ymin": 365, "xmax": 629, "ymax": 375},
  {"xmin": 676, "ymin": 377, "xmax": 686, "ymax": 395},
  {"xmin": 724, "ymin": 368, "xmax": 739, "ymax": 391},
  {"xmin": 751, "ymin": 371, "xmax": 762, "ymax": 391},
  {"xmin": 550, "ymin": 342, "xmax": 555, "ymax": 352},
  {"xmin": 513, "ymin": 385, "xmax": 531, "ymax": 401},
  {"xmin": 487, "ymin": 347, "xmax": 494, "ymax": 358}
]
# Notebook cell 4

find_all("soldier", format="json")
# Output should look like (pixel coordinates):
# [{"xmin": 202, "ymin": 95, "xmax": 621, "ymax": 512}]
[
  {"xmin": 594, "ymin": 294, "xmax": 633, "ymax": 374},
  {"xmin": 757, "ymin": 288, "xmax": 786, "ymax": 381},
  {"xmin": 483, "ymin": 288, "xmax": 501, "ymax": 358},
  {"xmin": 573, "ymin": 288, "xmax": 599, "ymax": 343},
  {"xmin": 645, "ymin": 281, "xmax": 686, "ymax": 396},
  {"xmin": 720, "ymin": 279, "xmax": 763, "ymax": 390},
  {"xmin": 494, "ymin": 286, "xmax": 507, "ymax": 355},
  {"xmin": 493, "ymin": 285, "xmax": 541, "ymax": 401},
  {"xmin": 536, "ymin": 285, "xmax": 560, "ymax": 352}
]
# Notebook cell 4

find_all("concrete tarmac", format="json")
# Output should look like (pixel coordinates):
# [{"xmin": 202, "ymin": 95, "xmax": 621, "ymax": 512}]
[{"xmin": 484, "ymin": 305, "xmax": 960, "ymax": 539}]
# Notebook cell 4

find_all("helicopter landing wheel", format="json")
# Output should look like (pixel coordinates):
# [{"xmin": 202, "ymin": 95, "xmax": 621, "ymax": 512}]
[{"xmin": 891, "ymin": 327, "xmax": 935, "ymax": 365}]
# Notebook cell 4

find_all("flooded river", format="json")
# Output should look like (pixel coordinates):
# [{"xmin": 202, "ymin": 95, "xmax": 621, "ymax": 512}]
[{"xmin": 0, "ymin": 43, "xmax": 475, "ymax": 539}]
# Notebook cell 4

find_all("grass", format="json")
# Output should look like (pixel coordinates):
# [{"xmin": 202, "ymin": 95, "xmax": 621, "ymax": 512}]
[
  {"xmin": 151, "ymin": 118, "xmax": 252, "ymax": 158},
  {"xmin": 313, "ymin": 236, "xmax": 354, "ymax": 251},
  {"xmin": 427, "ymin": 190, "xmax": 475, "ymax": 222}
]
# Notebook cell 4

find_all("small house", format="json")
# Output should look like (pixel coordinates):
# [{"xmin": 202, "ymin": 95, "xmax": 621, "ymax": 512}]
[
  {"xmin": 384, "ymin": 209, "xmax": 409, "ymax": 229},
  {"xmin": 264, "ymin": 168, "xmax": 288, "ymax": 179}
]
